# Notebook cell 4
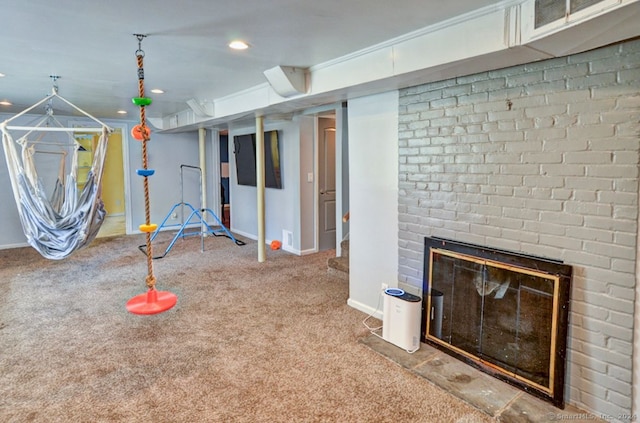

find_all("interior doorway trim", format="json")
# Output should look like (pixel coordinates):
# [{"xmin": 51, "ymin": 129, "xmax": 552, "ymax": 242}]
[{"xmin": 70, "ymin": 120, "xmax": 130, "ymax": 234}]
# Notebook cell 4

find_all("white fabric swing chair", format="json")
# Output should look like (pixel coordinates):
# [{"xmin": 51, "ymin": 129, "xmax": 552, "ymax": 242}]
[{"xmin": 0, "ymin": 90, "xmax": 113, "ymax": 260}]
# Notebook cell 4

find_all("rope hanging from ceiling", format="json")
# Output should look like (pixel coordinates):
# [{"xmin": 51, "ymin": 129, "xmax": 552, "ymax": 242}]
[{"xmin": 125, "ymin": 34, "xmax": 178, "ymax": 315}]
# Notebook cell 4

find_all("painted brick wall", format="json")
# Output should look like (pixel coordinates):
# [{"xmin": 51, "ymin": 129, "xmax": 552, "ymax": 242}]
[{"xmin": 398, "ymin": 39, "xmax": 640, "ymax": 417}]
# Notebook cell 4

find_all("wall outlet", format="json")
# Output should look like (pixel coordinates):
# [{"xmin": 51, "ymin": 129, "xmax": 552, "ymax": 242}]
[{"xmin": 381, "ymin": 283, "xmax": 388, "ymax": 292}]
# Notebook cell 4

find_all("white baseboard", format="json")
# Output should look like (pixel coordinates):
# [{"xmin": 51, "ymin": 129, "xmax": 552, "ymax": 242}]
[
  {"xmin": 231, "ymin": 228, "xmax": 256, "ymax": 241},
  {"xmin": 233, "ymin": 228, "xmax": 309, "ymax": 256},
  {"xmin": 282, "ymin": 245, "xmax": 302, "ymax": 255},
  {"xmin": 298, "ymin": 247, "xmax": 317, "ymax": 256},
  {"xmin": 0, "ymin": 241, "xmax": 29, "ymax": 250},
  {"xmin": 347, "ymin": 297, "xmax": 383, "ymax": 320}
]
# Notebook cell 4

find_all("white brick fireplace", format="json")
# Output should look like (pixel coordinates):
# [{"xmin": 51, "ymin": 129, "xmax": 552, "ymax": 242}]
[{"xmin": 396, "ymin": 39, "xmax": 639, "ymax": 418}]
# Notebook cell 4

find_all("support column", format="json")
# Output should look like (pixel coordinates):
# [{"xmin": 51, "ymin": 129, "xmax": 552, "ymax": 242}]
[
  {"xmin": 199, "ymin": 128, "xmax": 207, "ymax": 210},
  {"xmin": 198, "ymin": 128, "xmax": 208, "ymax": 252},
  {"xmin": 256, "ymin": 115, "xmax": 266, "ymax": 262}
]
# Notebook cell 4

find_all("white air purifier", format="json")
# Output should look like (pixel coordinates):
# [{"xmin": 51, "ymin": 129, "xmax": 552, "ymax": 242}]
[{"xmin": 382, "ymin": 288, "xmax": 422, "ymax": 352}]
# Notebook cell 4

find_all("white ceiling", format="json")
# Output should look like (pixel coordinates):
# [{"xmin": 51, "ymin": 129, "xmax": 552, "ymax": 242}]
[{"xmin": 0, "ymin": 0, "xmax": 503, "ymax": 121}]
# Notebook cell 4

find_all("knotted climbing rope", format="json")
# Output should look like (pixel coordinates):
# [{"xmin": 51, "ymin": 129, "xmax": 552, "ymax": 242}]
[
  {"xmin": 126, "ymin": 34, "xmax": 177, "ymax": 315},
  {"xmin": 135, "ymin": 37, "xmax": 156, "ymax": 290}
]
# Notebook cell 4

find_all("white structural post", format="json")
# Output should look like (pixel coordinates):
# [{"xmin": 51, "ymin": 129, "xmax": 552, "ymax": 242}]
[
  {"xmin": 256, "ymin": 115, "xmax": 266, "ymax": 262},
  {"xmin": 199, "ymin": 128, "xmax": 207, "ymax": 210},
  {"xmin": 198, "ymin": 128, "xmax": 207, "ymax": 251}
]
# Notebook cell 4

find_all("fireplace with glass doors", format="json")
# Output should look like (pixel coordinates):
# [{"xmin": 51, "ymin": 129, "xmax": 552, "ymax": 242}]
[{"xmin": 422, "ymin": 237, "xmax": 572, "ymax": 408}]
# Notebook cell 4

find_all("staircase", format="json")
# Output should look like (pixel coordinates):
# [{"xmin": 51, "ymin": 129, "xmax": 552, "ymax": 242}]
[{"xmin": 327, "ymin": 239, "xmax": 349, "ymax": 279}]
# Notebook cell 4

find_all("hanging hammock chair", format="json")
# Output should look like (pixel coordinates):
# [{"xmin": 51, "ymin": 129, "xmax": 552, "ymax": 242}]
[{"xmin": 0, "ymin": 90, "xmax": 112, "ymax": 260}]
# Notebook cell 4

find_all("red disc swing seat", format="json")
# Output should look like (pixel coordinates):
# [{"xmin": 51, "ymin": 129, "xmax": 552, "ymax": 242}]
[{"xmin": 126, "ymin": 285, "xmax": 177, "ymax": 315}]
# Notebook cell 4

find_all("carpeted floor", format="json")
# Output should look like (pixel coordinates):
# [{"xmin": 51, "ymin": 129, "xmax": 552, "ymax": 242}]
[{"xmin": 0, "ymin": 232, "xmax": 494, "ymax": 422}]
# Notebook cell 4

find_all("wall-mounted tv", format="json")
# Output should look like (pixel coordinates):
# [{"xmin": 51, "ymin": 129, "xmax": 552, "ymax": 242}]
[{"xmin": 233, "ymin": 130, "xmax": 282, "ymax": 189}]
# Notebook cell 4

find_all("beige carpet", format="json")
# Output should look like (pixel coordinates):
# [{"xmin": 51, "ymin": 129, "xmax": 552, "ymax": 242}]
[{"xmin": 0, "ymin": 232, "xmax": 493, "ymax": 422}]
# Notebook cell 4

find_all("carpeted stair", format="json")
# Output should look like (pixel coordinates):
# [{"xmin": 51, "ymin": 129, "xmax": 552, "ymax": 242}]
[{"xmin": 328, "ymin": 239, "xmax": 349, "ymax": 278}]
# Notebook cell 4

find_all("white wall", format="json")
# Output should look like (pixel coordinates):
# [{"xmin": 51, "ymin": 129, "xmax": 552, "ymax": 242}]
[
  {"xmin": 0, "ymin": 114, "xmax": 27, "ymax": 248},
  {"xmin": 298, "ymin": 116, "xmax": 316, "ymax": 253},
  {"xmin": 337, "ymin": 105, "xmax": 350, "ymax": 247},
  {"xmin": 126, "ymin": 129, "xmax": 201, "ymax": 232},
  {"xmin": 228, "ymin": 119, "xmax": 307, "ymax": 253},
  {"xmin": 0, "ymin": 111, "xmax": 312, "ymax": 257},
  {"xmin": 346, "ymin": 91, "xmax": 399, "ymax": 318}
]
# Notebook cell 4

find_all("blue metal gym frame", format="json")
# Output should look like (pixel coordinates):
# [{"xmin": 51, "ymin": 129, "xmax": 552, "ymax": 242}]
[{"xmin": 139, "ymin": 164, "xmax": 244, "ymax": 259}]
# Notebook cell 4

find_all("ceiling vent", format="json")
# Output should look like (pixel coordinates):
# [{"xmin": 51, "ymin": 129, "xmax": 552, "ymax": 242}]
[{"xmin": 535, "ymin": 0, "xmax": 604, "ymax": 28}]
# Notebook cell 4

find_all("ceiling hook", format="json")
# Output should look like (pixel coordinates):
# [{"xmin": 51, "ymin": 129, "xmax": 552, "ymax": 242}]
[
  {"xmin": 49, "ymin": 74, "xmax": 60, "ymax": 94},
  {"xmin": 133, "ymin": 33, "xmax": 147, "ymax": 57}
]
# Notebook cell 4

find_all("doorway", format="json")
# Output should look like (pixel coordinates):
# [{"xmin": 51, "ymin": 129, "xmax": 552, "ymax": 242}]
[
  {"xmin": 97, "ymin": 128, "xmax": 126, "ymax": 238},
  {"xmin": 219, "ymin": 133, "xmax": 231, "ymax": 228},
  {"xmin": 318, "ymin": 116, "xmax": 336, "ymax": 251}
]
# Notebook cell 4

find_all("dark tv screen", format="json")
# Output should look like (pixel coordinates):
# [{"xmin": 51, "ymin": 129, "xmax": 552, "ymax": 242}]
[{"xmin": 233, "ymin": 130, "xmax": 282, "ymax": 189}]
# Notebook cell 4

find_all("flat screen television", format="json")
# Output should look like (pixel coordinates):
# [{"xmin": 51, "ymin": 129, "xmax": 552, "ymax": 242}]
[{"xmin": 233, "ymin": 130, "xmax": 282, "ymax": 189}]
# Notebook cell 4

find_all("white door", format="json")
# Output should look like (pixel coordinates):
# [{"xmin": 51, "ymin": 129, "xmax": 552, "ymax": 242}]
[{"xmin": 318, "ymin": 118, "xmax": 336, "ymax": 251}]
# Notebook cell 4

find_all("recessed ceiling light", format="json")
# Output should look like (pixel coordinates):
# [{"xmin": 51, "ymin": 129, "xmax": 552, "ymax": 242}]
[
  {"xmin": 0, "ymin": 73, "xmax": 5, "ymax": 78},
  {"xmin": 0, "ymin": 100, "xmax": 12, "ymax": 106},
  {"xmin": 150, "ymin": 88, "xmax": 164, "ymax": 94},
  {"xmin": 229, "ymin": 40, "xmax": 249, "ymax": 50},
  {"xmin": 117, "ymin": 110, "xmax": 127, "ymax": 114}
]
